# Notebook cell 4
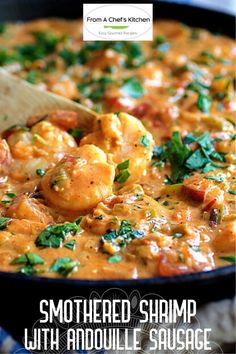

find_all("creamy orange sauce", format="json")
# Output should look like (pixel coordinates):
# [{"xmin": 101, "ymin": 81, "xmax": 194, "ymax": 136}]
[{"xmin": 0, "ymin": 19, "xmax": 235, "ymax": 279}]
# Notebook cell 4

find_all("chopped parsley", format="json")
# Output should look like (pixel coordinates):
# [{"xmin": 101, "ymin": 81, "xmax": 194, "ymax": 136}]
[
  {"xmin": 117, "ymin": 159, "xmax": 130, "ymax": 170},
  {"xmin": 190, "ymin": 245, "xmax": 200, "ymax": 252},
  {"xmin": 77, "ymin": 76, "xmax": 113, "ymax": 102},
  {"xmin": 59, "ymin": 48, "xmax": 78, "ymax": 66},
  {"xmin": 204, "ymin": 176, "xmax": 225, "ymax": 182},
  {"xmin": 108, "ymin": 254, "xmax": 122, "ymax": 263},
  {"xmin": 26, "ymin": 70, "xmax": 42, "ymax": 84},
  {"xmin": 197, "ymin": 93, "xmax": 212, "ymax": 113},
  {"xmin": 139, "ymin": 135, "xmax": 151, "ymax": 149},
  {"xmin": 11, "ymin": 252, "xmax": 44, "ymax": 265},
  {"xmin": 115, "ymin": 159, "xmax": 130, "ymax": 183},
  {"xmin": 228, "ymin": 190, "xmax": 236, "ymax": 195},
  {"xmin": 35, "ymin": 218, "xmax": 82, "ymax": 248},
  {"xmin": 49, "ymin": 257, "xmax": 79, "ymax": 276},
  {"xmin": 186, "ymin": 80, "xmax": 209, "ymax": 94},
  {"xmin": 64, "ymin": 240, "xmax": 76, "ymax": 250},
  {"xmin": 102, "ymin": 220, "xmax": 145, "ymax": 254},
  {"xmin": 94, "ymin": 215, "xmax": 103, "ymax": 220},
  {"xmin": 115, "ymin": 170, "xmax": 130, "ymax": 183},
  {"xmin": 0, "ymin": 23, "xmax": 5, "ymax": 34},
  {"xmin": 36, "ymin": 168, "xmax": 46, "ymax": 176},
  {"xmin": 173, "ymin": 233, "xmax": 183, "ymax": 239},
  {"xmin": 68, "ymin": 128, "xmax": 84, "ymax": 139},
  {"xmin": 1, "ymin": 192, "xmax": 16, "ymax": 205},
  {"xmin": 152, "ymin": 131, "xmax": 227, "ymax": 184},
  {"xmin": 11, "ymin": 252, "xmax": 44, "ymax": 275},
  {"xmin": 15, "ymin": 30, "xmax": 64, "ymax": 63},
  {"xmin": 153, "ymin": 35, "xmax": 170, "ymax": 52},
  {"xmin": 0, "ymin": 217, "xmax": 11, "ymax": 230},
  {"xmin": 121, "ymin": 77, "xmax": 144, "ymax": 98},
  {"xmin": 219, "ymin": 255, "xmax": 236, "ymax": 263}
]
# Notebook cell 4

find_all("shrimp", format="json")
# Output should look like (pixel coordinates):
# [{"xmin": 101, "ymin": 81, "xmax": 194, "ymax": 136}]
[
  {"xmin": 80, "ymin": 112, "xmax": 154, "ymax": 183},
  {"xmin": 6, "ymin": 121, "xmax": 77, "ymax": 181},
  {"xmin": 41, "ymin": 144, "xmax": 115, "ymax": 212}
]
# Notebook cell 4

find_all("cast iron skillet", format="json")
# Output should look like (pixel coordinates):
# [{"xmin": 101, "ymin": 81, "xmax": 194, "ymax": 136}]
[{"xmin": 0, "ymin": 0, "xmax": 235, "ymax": 344}]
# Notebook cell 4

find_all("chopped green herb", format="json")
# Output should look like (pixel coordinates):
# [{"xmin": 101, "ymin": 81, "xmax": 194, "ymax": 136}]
[
  {"xmin": 186, "ymin": 80, "xmax": 209, "ymax": 94},
  {"xmin": 0, "ymin": 23, "xmax": 6, "ymax": 34},
  {"xmin": 5, "ymin": 192, "xmax": 16, "ymax": 199},
  {"xmin": 11, "ymin": 252, "xmax": 44, "ymax": 265},
  {"xmin": 49, "ymin": 257, "xmax": 79, "ymax": 276},
  {"xmin": 201, "ymin": 51, "xmax": 215, "ymax": 59},
  {"xmin": 228, "ymin": 190, "xmax": 236, "ymax": 195},
  {"xmin": 26, "ymin": 70, "xmax": 41, "ymax": 84},
  {"xmin": 154, "ymin": 35, "xmax": 166, "ymax": 44},
  {"xmin": 117, "ymin": 160, "xmax": 130, "ymax": 170},
  {"xmin": 102, "ymin": 220, "xmax": 144, "ymax": 254},
  {"xmin": 59, "ymin": 48, "xmax": 77, "ymax": 66},
  {"xmin": 164, "ymin": 131, "xmax": 190, "ymax": 183},
  {"xmin": 0, "ymin": 217, "xmax": 11, "ymax": 230},
  {"xmin": 116, "ymin": 159, "xmax": 130, "ymax": 183},
  {"xmin": 15, "ymin": 30, "xmax": 64, "ymax": 63},
  {"xmin": 77, "ymin": 76, "xmax": 113, "ymax": 102},
  {"xmin": 152, "ymin": 131, "xmax": 227, "ymax": 184},
  {"xmin": 121, "ymin": 77, "xmax": 144, "ymax": 98},
  {"xmin": 140, "ymin": 135, "xmax": 151, "ymax": 149},
  {"xmin": 36, "ymin": 168, "xmax": 46, "ymax": 176},
  {"xmin": 1, "ymin": 192, "xmax": 16, "ymax": 205},
  {"xmin": 95, "ymin": 215, "xmax": 104, "ymax": 220},
  {"xmin": 162, "ymin": 201, "xmax": 169, "ymax": 206},
  {"xmin": 108, "ymin": 254, "xmax": 122, "ymax": 263},
  {"xmin": 11, "ymin": 252, "xmax": 44, "ymax": 276},
  {"xmin": 154, "ymin": 35, "xmax": 170, "ymax": 52},
  {"xmin": 115, "ymin": 170, "xmax": 130, "ymax": 183},
  {"xmin": 191, "ymin": 29, "xmax": 199, "ymax": 40},
  {"xmin": 64, "ymin": 240, "xmax": 76, "ymax": 250},
  {"xmin": 204, "ymin": 176, "xmax": 225, "ymax": 182},
  {"xmin": 190, "ymin": 245, "xmax": 200, "ymax": 252},
  {"xmin": 173, "ymin": 233, "xmax": 183, "ymax": 239},
  {"xmin": 0, "ymin": 48, "xmax": 13, "ymax": 65},
  {"xmin": 105, "ymin": 65, "xmax": 116, "ymax": 73},
  {"xmin": 197, "ymin": 93, "xmax": 211, "ymax": 113},
  {"xmin": 68, "ymin": 128, "xmax": 84, "ymax": 138},
  {"xmin": 35, "ymin": 218, "xmax": 82, "ymax": 248},
  {"xmin": 185, "ymin": 149, "xmax": 208, "ymax": 170},
  {"xmin": 32, "ymin": 134, "xmax": 38, "ymax": 142},
  {"xmin": 219, "ymin": 255, "xmax": 236, "ymax": 263},
  {"xmin": 18, "ymin": 265, "xmax": 37, "ymax": 275},
  {"xmin": 231, "ymin": 134, "xmax": 236, "ymax": 141}
]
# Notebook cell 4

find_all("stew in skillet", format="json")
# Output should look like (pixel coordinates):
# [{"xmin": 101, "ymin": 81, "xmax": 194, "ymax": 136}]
[{"xmin": 0, "ymin": 19, "xmax": 235, "ymax": 279}]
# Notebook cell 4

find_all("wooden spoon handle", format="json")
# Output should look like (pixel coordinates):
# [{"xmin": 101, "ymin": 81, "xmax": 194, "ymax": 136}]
[{"xmin": 0, "ymin": 68, "xmax": 97, "ymax": 130}]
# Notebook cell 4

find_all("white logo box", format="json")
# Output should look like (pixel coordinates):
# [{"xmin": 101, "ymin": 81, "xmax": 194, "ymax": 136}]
[{"xmin": 83, "ymin": 3, "xmax": 153, "ymax": 41}]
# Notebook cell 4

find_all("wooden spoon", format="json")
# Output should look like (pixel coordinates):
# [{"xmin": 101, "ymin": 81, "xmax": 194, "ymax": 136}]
[{"xmin": 0, "ymin": 68, "xmax": 98, "ymax": 130}]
